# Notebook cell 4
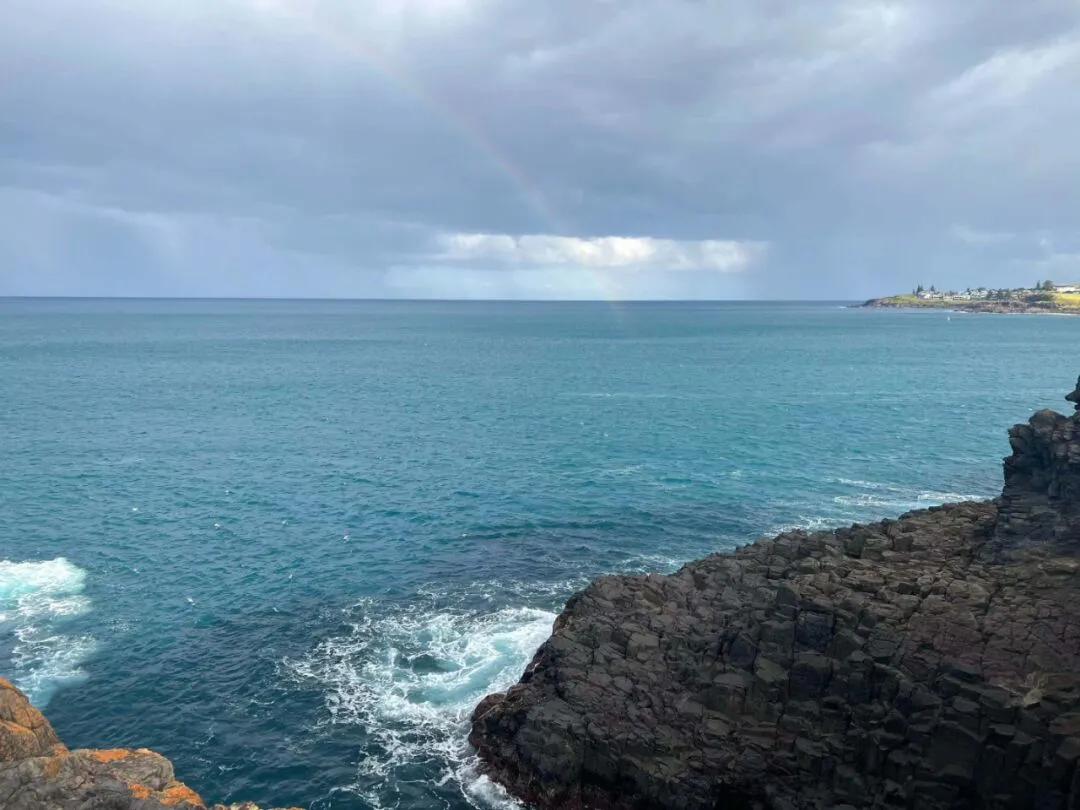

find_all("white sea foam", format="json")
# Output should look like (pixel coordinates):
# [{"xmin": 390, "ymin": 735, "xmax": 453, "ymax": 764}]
[
  {"xmin": 285, "ymin": 599, "xmax": 555, "ymax": 809},
  {"xmin": 833, "ymin": 494, "xmax": 897, "ymax": 508},
  {"xmin": 774, "ymin": 479, "xmax": 991, "ymax": 536},
  {"xmin": 621, "ymin": 553, "xmax": 689, "ymax": 574},
  {"xmin": 770, "ymin": 516, "xmax": 839, "ymax": 535},
  {"xmin": 834, "ymin": 478, "xmax": 988, "ymax": 505},
  {"xmin": 916, "ymin": 490, "xmax": 985, "ymax": 504},
  {"xmin": 834, "ymin": 477, "xmax": 898, "ymax": 491},
  {"xmin": 0, "ymin": 558, "xmax": 95, "ymax": 705},
  {"xmin": 600, "ymin": 464, "xmax": 644, "ymax": 477},
  {"xmin": 833, "ymin": 488, "xmax": 986, "ymax": 512}
]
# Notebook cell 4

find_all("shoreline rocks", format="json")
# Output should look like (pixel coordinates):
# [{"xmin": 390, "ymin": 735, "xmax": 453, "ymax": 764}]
[
  {"xmin": 0, "ymin": 677, "xmax": 295, "ymax": 810},
  {"xmin": 470, "ymin": 385, "xmax": 1080, "ymax": 808},
  {"xmin": 861, "ymin": 298, "xmax": 1080, "ymax": 316},
  {"xmin": 993, "ymin": 393, "xmax": 1080, "ymax": 556}
]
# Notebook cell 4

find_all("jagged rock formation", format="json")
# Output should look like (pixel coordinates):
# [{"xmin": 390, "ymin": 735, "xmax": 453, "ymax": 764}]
[
  {"xmin": 1065, "ymin": 377, "xmax": 1080, "ymax": 412},
  {"xmin": 0, "ymin": 677, "xmax": 295, "ymax": 810},
  {"xmin": 994, "ymin": 388, "xmax": 1080, "ymax": 555},
  {"xmin": 471, "ymin": 387, "xmax": 1080, "ymax": 809}
]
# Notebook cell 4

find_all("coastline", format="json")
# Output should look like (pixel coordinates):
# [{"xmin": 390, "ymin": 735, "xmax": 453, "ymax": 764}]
[
  {"xmin": 469, "ymin": 381, "xmax": 1080, "ymax": 809},
  {"xmin": 861, "ymin": 298, "xmax": 1080, "ymax": 316},
  {"xmin": 7, "ymin": 382, "xmax": 1080, "ymax": 809}
]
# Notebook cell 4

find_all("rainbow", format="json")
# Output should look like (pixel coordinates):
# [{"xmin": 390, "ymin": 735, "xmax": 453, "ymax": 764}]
[
  {"xmin": 248, "ymin": 0, "xmax": 564, "ymax": 228},
  {"xmin": 246, "ymin": 0, "xmax": 632, "ymax": 302}
]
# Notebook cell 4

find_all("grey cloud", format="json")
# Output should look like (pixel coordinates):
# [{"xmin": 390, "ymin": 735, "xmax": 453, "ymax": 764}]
[{"xmin": 1, "ymin": 0, "xmax": 1078, "ymax": 298}]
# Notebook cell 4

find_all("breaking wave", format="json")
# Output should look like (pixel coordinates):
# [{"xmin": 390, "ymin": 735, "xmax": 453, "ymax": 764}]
[
  {"xmin": 768, "ymin": 478, "xmax": 992, "ymax": 536},
  {"xmin": 285, "ymin": 596, "xmax": 557, "ymax": 809},
  {"xmin": 0, "ymin": 558, "xmax": 95, "ymax": 706}
]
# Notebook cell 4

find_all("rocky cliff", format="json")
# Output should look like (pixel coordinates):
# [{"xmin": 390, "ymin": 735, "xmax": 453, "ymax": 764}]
[
  {"xmin": 992, "ymin": 393, "xmax": 1080, "ymax": 557},
  {"xmin": 0, "ymin": 677, "xmax": 295, "ymax": 810},
  {"xmin": 470, "ymin": 379, "xmax": 1080, "ymax": 809}
]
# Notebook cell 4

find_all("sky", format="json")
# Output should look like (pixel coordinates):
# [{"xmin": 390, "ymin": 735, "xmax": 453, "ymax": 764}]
[{"xmin": 1, "ymin": 0, "xmax": 1079, "ymax": 300}]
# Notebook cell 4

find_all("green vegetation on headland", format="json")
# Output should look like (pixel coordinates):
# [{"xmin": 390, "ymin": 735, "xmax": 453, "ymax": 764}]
[{"xmin": 863, "ymin": 281, "xmax": 1080, "ymax": 314}]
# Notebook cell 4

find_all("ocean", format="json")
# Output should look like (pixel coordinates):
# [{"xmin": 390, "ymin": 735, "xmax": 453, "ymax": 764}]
[{"xmin": 0, "ymin": 299, "xmax": 1075, "ymax": 809}]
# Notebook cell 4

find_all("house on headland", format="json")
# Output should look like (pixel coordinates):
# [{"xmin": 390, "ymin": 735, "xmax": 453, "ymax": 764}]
[{"xmin": 914, "ymin": 287, "xmax": 989, "ymax": 301}]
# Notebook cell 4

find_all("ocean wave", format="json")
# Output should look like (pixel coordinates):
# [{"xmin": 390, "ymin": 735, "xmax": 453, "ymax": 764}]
[
  {"xmin": 0, "ymin": 557, "xmax": 95, "ymax": 705},
  {"xmin": 832, "ymin": 494, "xmax": 898, "ymax": 508},
  {"xmin": 768, "ymin": 516, "xmax": 840, "ymax": 535},
  {"xmin": 284, "ymin": 597, "xmax": 554, "ymax": 809},
  {"xmin": 833, "ymin": 478, "xmax": 988, "ymax": 504},
  {"xmin": 558, "ymin": 392, "xmax": 689, "ymax": 400},
  {"xmin": 915, "ymin": 491, "xmax": 985, "ymax": 504},
  {"xmin": 770, "ymin": 481, "xmax": 990, "ymax": 537},
  {"xmin": 416, "ymin": 578, "xmax": 589, "ymax": 607},
  {"xmin": 619, "ymin": 553, "xmax": 689, "ymax": 574},
  {"xmin": 282, "ymin": 554, "xmax": 687, "ymax": 806},
  {"xmin": 834, "ymin": 477, "xmax": 901, "ymax": 491},
  {"xmin": 599, "ymin": 464, "xmax": 644, "ymax": 477},
  {"xmin": 833, "ymin": 490, "xmax": 985, "ymax": 512}
]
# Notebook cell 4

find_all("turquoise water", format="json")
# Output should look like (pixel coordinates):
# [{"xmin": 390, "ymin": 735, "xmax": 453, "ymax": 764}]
[{"xmin": 0, "ymin": 299, "xmax": 1075, "ymax": 809}]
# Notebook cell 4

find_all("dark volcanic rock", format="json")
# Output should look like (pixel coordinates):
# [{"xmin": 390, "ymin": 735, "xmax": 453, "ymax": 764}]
[
  {"xmin": 0, "ymin": 677, "xmax": 296, "ymax": 810},
  {"xmin": 993, "ymin": 396, "xmax": 1080, "ymax": 555},
  {"xmin": 1066, "ymin": 376, "xmax": 1080, "ymax": 412},
  {"xmin": 471, "ymin": 394, "xmax": 1080, "ymax": 809}
]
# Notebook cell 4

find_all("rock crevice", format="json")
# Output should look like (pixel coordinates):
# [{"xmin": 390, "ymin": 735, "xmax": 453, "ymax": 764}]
[{"xmin": 470, "ymin": 381, "xmax": 1080, "ymax": 809}]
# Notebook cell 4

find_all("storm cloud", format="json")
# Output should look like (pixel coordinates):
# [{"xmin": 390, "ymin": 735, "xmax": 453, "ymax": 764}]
[{"xmin": 1, "ymin": 0, "xmax": 1078, "ymax": 298}]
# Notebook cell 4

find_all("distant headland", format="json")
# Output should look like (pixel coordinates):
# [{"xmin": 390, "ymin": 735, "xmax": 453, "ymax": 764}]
[{"xmin": 862, "ymin": 280, "xmax": 1080, "ymax": 315}]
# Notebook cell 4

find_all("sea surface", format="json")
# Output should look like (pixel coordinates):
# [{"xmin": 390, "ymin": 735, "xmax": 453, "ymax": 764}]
[{"xmin": 0, "ymin": 299, "xmax": 1075, "ymax": 808}]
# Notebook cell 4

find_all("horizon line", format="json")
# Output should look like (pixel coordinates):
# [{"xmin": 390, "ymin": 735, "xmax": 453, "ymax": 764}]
[{"xmin": 0, "ymin": 295, "xmax": 862, "ymax": 304}]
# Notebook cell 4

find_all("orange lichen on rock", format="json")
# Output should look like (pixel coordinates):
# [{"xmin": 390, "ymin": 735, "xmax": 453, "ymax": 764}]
[
  {"xmin": 129, "ymin": 783, "xmax": 153, "ymax": 799},
  {"xmin": 1, "ymin": 718, "xmax": 33, "ymax": 736},
  {"xmin": 1, "ymin": 676, "xmax": 65, "ymax": 763},
  {"xmin": 2, "ymin": 676, "xmax": 293, "ymax": 809},
  {"xmin": 1, "ymin": 680, "xmax": 48, "ymax": 730},
  {"xmin": 42, "ymin": 752, "xmax": 65, "ymax": 779},
  {"xmin": 86, "ymin": 747, "xmax": 140, "ymax": 763},
  {"xmin": 160, "ymin": 782, "xmax": 206, "ymax": 806}
]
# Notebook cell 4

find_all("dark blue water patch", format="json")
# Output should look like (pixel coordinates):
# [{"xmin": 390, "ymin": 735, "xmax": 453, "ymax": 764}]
[{"xmin": 1, "ymin": 299, "xmax": 1076, "ymax": 809}]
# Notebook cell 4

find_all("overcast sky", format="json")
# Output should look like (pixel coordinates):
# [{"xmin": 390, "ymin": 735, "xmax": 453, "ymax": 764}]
[{"xmin": 2, "ymin": 1, "xmax": 1078, "ymax": 299}]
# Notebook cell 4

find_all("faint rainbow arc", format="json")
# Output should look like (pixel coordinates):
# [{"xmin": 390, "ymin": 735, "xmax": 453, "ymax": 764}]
[
  {"xmin": 252, "ymin": 0, "xmax": 628, "ymax": 302},
  {"xmin": 257, "ymin": 1, "xmax": 565, "ymax": 228}
]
